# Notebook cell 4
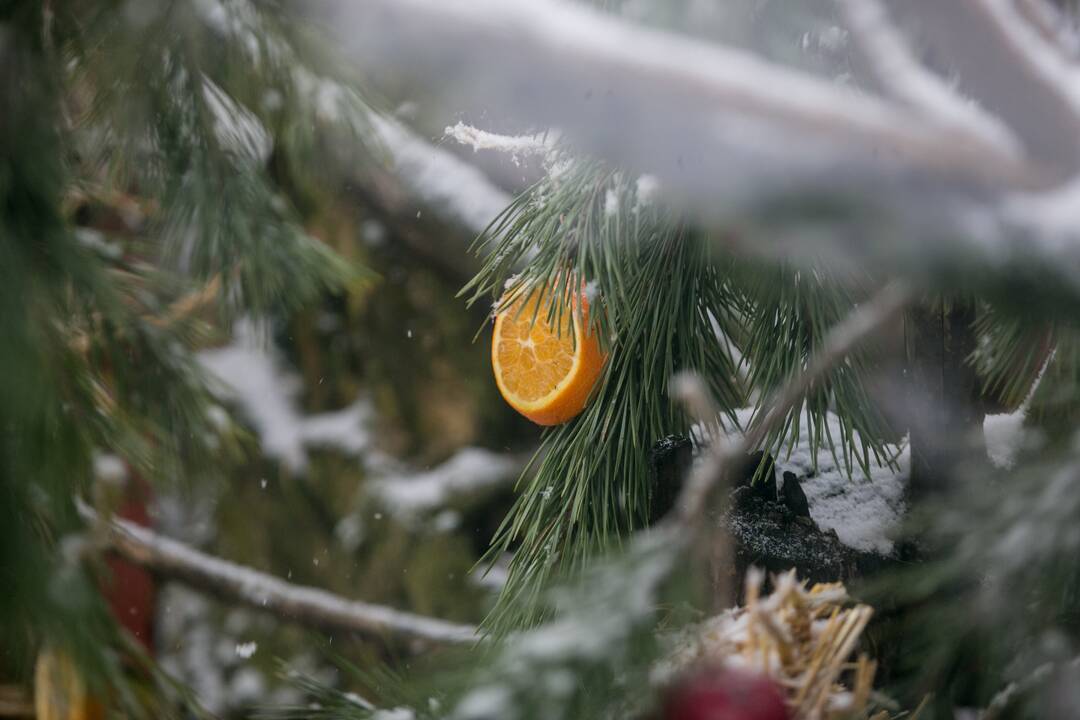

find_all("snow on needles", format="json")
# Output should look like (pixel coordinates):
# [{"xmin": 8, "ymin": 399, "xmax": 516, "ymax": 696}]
[
  {"xmin": 725, "ymin": 400, "xmax": 1034, "ymax": 554},
  {"xmin": 451, "ymin": 530, "xmax": 679, "ymax": 720},
  {"xmin": 727, "ymin": 408, "xmax": 907, "ymax": 555},
  {"xmin": 368, "ymin": 447, "xmax": 520, "ymax": 519},
  {"xmin": 444, "ymin": 121, "xmax": 556, "ymax": 166},
  {"xmin": 197, "ymin": 318, "xmax": 370, "ymax": 474}
]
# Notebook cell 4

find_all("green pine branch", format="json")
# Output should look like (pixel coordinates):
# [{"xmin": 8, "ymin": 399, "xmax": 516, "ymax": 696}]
[
  {"xmin": 463, "ymin": 160, "xmax": 906, "ymax": 633},
  {"xmin": 1, "ymin": 0, "xmax": 379, "ymax": 706},
  {"xmin": 462, "ymin": 164, "xmax": 744, "ymax": 632},
  {"xmin": 736, "ymin": 262, "xmax": 901, "ymax": 479}
]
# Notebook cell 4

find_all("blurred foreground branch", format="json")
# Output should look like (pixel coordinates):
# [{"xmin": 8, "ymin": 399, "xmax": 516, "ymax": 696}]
[
  {"xmin": 322, "ymin": 0, "xmax": 1080, "ymax": 304},
  {"xmin": 78, "ymin": 504, "xmax": 478, "ymax": 647},
  {"xmin": 323, "ymin": 0, "xmax": 1039, "ymax": 197}
]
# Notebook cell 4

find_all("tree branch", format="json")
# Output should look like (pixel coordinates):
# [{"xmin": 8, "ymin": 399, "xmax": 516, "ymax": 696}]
[
  {"xmin": 370, "ymin": 114, "xmax": 512, "ymax": 239},
  {"xmin": 668, "ymin": 279, "xmax": 914, "ymax": 530},
  {"xmin": 884, "ymin": 0, "xmax": 1080, "ymax": 180},
  {"xmin": 837, "ymin": 0, "xmax": 1020, "ymax": 157},
  {"xmin": 79, "ymin": 504, "xmax": 478, "ymax": 647},
  {"xmin": 319, "ymin": 0, "xmax": 1040, "ymax": 208},
  {"xmin": 317, "ymin": 0, "xmax": 1080, "ymax": 309},
  {"xmin": 1015, "ymin": 0, "xmax": 1080, "ymax": 59}
]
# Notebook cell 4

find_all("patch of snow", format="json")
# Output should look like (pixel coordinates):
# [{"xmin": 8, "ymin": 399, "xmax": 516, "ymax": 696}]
[
  {"xmin": 454, "ymin": 686, "xmax": 513, "ymax": 720},
  {"xmin": 369, "ymin": 447, "xmax": 520, "ymax": 518},
  {"xmin": 92, "ymin": 453, "xmax": 128, "ymax": 483},
  {"xmin": 721, "ymin": 397, "xmax": 1049, "ymax": 554},
  {"xmin": 76, "ymin": 228, "xmax": 123, "ymax": 259},
  {"xmin": 728, "ymin": 407, "xmax": 906, "ymax": 555},
  {"xmin": 444, "ymin": 121, "xmax": 577, "ymax": 183},
  {"xmin": 796, "ymin": 449, "xmax": 907, "ymax": 555},
  {"xmin": 202, "ymin": 78, "xmax": 272, "ymax": 167},
  {"xmin": 984, "ymin": 408, "xmax": 1027, "ymax": 469},
  {"xmin": 197, "ymin": 318, "xmax": 371, "ymax": 474},
  {"xmin": 334, "ymin": 513, "xmax": 365, "ymax": 552},
  {"xmin": 372, "ymin": 116, "xmax": 511, "ymax": 235},
  {"xmin": 445, "ymin": 121, "xmax": 555, "ymax": 165},
  {"xmin": 344, "ymin": 692, "xmax": 374, "ymax": 709},
  {"xmin": 433, "ymin": 509, "xmax": 462, "ymax": 532},
  {"xmin": 603, "ymin": 188, "xmax": 620, "ymax": 216},
  {"xmin": 635, "ymin": 174, "xmax": 660, "ymax": 207},
  {"xmin": 235, "ymin": 641, "xmax": 257, "ymax": 658},
  {"xmin": 300, "ymin": 403, "xmax": 371, "ymax": 456},
  {"xmin": 980, "ymin": 347, "xmax": 1050, "ymax": 469}
]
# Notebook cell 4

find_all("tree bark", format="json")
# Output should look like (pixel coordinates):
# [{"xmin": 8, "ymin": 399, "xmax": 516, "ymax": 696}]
[{"xmin": 906, "ymin": 299, "xmax": 984, "ymax": 504}]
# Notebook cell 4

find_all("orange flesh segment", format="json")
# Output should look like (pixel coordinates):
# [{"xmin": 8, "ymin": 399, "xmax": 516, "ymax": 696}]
[
  {"xmin": 492, "ymin": 291, "xmax": 605, "ymax": 425},
  {"xmin": 496, "ymin": 300, "xmax": 576, "ymax": 402}
]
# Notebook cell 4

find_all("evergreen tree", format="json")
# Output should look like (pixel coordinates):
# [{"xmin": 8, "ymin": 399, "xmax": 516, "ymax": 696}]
[{"xmin": 7, "ymin": 0, "xmax": 1080, "ymax": 719}]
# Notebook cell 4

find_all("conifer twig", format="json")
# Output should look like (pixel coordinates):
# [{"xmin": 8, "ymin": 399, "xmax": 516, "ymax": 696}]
[
  {"xmin": 668, "ymin": 279, "xmax": 913, "ymax": 530},
  {"xmin": 77, "ymin": 504, "xmax": 478, "ymax": 647}
]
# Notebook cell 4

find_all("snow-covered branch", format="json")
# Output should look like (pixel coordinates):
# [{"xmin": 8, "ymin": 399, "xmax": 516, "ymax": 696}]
[
  {"xmin": 837, "ymin": 0, "xmax": 1019, "ymax": 156},
  {"xmin": 321, "ymin": 0, "xmax": 1038, "ymax": 207},
  {"xmin": 198, "ymin": 319, "xmax": 372, "ymax": 474},
  {"xmin": 313, "ymin": 0, "xmax": 1080, "ymax": 306},
  {"xmin": 368, "ymin": 446, "xmax": 521, "ymax": 520},
  {"xmin": 81, "ymin": 505, "xmax": 478, "ymax": 647},
  {"xmin": 884, "ymin": 0, "xmax": 1080, "ymax": 179},
  {"xmin": 371, "ymin": 115, "xmax": 512, "ymax": 237}
]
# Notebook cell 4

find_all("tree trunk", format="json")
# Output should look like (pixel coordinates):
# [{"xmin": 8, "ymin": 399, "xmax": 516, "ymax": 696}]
[{"xmin": 906, "ymin": 299, "xmax": 984, "ymax": 505}]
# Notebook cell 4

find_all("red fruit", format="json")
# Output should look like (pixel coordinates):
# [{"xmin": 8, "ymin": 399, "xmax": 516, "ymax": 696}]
[
  {"xmin": 101, "ymin": 473, "xmax": 156, "ymax": 653},
  {"xmin": 662, "ymin": 668, "xmax": 790, "ymax": 720}
]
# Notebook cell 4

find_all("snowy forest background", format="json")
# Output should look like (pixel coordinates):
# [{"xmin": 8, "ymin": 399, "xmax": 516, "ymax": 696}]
[{"xmin": 7, "ymin": 0, "xmax": 1080, "ymax": 719}]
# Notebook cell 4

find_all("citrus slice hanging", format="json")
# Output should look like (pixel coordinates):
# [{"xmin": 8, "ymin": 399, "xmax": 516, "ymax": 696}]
[
  {"xmin": 492, "ymin": 287, "xmax": 606, "ymax": 426},
  {"xmin": 34, "ymin": 648, "xmax": 105, "ymax": 720}
]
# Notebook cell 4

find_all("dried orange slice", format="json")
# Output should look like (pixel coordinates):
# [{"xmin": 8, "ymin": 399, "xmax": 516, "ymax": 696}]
[
  {"xmin": 492, "ymin": 288, "xmax": 606, "ymax": 426},
  {"xmin": 34, "ymin": 648, "xmax": 105, "ymax": 720}
]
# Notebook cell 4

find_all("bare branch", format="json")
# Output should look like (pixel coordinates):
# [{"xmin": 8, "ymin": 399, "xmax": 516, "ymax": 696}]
[
  {"xmin": 667, "ymin": 280, "xmax": 914, "ymax": 530},
  {"xmin": 837, "ymin": 0, "xmax": 1020, "ymax": 158},
  {"xmin": 80, "ymin": 504, "xmax": 478, "ymax": 647}
]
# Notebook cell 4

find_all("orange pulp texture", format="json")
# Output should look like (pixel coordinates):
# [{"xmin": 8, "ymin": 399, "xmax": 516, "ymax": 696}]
[{"xmin": 491, "ymin": 290, "xmax": 606, "ymax": 426}]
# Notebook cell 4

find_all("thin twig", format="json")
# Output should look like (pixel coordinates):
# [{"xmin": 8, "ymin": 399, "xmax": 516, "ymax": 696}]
[
  {"xmin": 667, "ymin": 279, "xmax": 914, "ymax": 530},
  {"xmin": 77, "ymin": 503, "xmax": 478, "ymax": 647}
]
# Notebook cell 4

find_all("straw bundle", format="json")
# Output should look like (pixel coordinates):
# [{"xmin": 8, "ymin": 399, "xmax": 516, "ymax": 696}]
[{"xmin": 661, "ymin": 569, "xmax": 890, "ymax": 720}]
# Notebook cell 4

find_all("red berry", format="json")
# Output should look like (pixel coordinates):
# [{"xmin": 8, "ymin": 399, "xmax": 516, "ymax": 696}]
[
  {"xmin": 662, "ymin": 668, "xmax": 790, "ymax": 720},
  {"xmin": 101, "ymin": 473, "xmax": 156, "ymax": 653}
]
